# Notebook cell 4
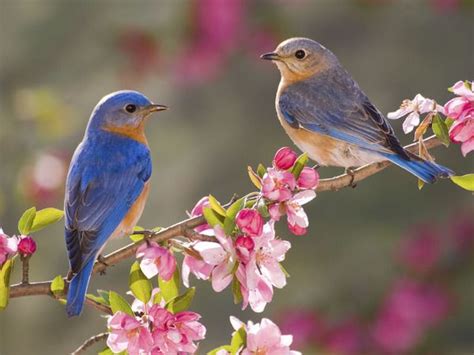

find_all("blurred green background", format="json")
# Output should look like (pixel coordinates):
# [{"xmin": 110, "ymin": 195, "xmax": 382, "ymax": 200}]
[{"xmin": 0, "ymin": 0, "xmax": 473, "ymax": 354}]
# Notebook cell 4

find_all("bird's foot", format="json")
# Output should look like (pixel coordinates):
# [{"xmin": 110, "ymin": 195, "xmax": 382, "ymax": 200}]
[
  {"xmin": 97, "ymin": 255, "xmax": 109, "ymax": 275},
  {"xmin": 66, "ymin": 270, "xmax": 74, "ymax": 282},
  {"xmin": 345, "ymin": 167, "xmax": 357, "ymax": 188}
]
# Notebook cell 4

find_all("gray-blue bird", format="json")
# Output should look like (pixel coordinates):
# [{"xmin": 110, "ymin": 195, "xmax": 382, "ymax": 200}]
[{"xmin": 261, "ymin": 37, "xmax": 453, "ymax": 183}]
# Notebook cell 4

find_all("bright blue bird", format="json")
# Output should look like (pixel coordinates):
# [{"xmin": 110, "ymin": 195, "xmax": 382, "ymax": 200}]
[
  {"xmin": 64, "ymin": 90, "xmax": 167, "ymax": 316},
  {"xmin": 261, "ymin": 38, "xmax": 453, "ymax": 183}
]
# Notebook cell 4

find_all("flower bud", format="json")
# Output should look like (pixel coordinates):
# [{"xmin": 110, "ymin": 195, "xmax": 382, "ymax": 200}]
[
  {"xmin": 18, "ymin": 236, "xmax": 37, "ymax": 257},
  {"xmin": 297, "ymin": 167, "xmax": 319, "ymax": 190},
  {"xmin": 235, "ymin": 235, "xmax": 255, "ymax": 251},
  {"xmin": 273, "ymin": 147, "xmax": 298, "ymax": 170},
  {"xmin": 236, "ymin": 209, "xmax": 264, "ymax": 237}
]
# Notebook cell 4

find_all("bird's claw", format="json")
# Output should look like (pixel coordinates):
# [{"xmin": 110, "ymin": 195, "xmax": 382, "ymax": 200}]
[
  {"xmin": 97, "ymin": 255, "xmax": 109, "ymax": 275},
  {"xmin": 345, "ymin": 167, "xmax": 357, "ymax": 188}
]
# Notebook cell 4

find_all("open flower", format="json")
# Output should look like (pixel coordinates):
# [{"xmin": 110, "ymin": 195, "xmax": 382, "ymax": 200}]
[
  {"xmin": 182, "ymin": 253, "xmax": 213, "ymax": 288},
  {"xmin": 107, "ymin": 311, "xmax": 154, "ymax": 355},
  {"xmin": 150, "ymin": 305, "xmax": 206, "ymax": 354},
  {"xmin": 236, "ymin": 208, "xmax": 264, "ymax": 237},
  {"xmin": 0, "ymin": 229, "xmax": 18, "ymax": 265},
  {"xmin": 388, "ymin": 94, "xmax": 444, "ymax": 134},
  {"xmin": 194, "ymin": 226, "xmax": 237, "ymax": 292},
  {"xmin": 136, "ymin": 241, "xmax": 176, "ymax": 280},
  {"xmin": 262, "ymin": 168, "xmax": 297, "ymax": 202}
]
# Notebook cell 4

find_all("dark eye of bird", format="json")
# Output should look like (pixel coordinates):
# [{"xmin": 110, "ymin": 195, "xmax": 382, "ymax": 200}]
[
  {"xmin": 125, "ymin": 104, "xmax": 136, "ymax": 113},
  {"xmin": 295, "ymin": 50, "xmax": 306, "ymax": 60}
]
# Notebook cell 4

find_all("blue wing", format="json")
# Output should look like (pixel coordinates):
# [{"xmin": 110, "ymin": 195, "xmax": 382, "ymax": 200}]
[
  {"xmin": 65, "ymin": 136, "xmax": 151, "ymax": 275},
  {"xmin": 278, "ymin": 68, "xmax": 409, "ymax": 159}
]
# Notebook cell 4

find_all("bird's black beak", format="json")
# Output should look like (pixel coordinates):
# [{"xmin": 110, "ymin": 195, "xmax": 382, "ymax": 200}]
[
  {"xmin": 260, "ymin": 52, "xmax": 280, "ymax": 61},
  {"xmin": 145, "ymin": 104, "xmax": 169, "ymax": 113}
]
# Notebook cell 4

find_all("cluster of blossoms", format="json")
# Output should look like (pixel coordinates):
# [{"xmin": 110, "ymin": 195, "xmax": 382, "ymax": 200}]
[
  {"xmin": 0, "ymin": 229, "xmax": 37, "ymax": 265},
  {"xmin": 211, "ymin": 317, "xmax": 301, "ymax": 355},
  {"xmin": 107, "ymin": 289, "xmax": 206, "ymax": 355},
  {"xmin": 388, "ymin": 80, "xmax": 473, "ymax": 156}
]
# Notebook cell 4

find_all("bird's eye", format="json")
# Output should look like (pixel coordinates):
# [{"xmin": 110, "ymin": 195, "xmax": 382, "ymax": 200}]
[
  {"xmin": 295, "ymin": 50, "xmax": 306, "ymax": 60},
  {"xmin": 125, "ymin": 104, "xmax": 137, "ymax": 113}
]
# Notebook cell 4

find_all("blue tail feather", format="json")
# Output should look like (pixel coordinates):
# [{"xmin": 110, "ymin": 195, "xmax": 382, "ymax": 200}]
[
  {"xmin": 382, "ymin": 153, "xmax": 454, "ymax": 184},
  {"xmin": 66, "ymin": 257, "xmax": 95, "ymax": 317}
]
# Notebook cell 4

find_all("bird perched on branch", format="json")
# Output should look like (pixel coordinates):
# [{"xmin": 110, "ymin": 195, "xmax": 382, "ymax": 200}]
[
  {"xmin": 261, "ymin": 37, "xmax": 453, "ymax": 184},
  {"xmin": 64, "ymin": 91, "xmax": 167, "ymax": 316}
]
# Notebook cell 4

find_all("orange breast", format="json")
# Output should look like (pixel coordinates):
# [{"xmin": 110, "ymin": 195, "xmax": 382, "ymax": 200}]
[{"xmin": 103, "ymin": 123, "xmax": 148, "ymax": 145}]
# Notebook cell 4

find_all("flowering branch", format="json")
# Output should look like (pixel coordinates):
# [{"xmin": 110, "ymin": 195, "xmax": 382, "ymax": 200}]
[
  {"xmin": 8, "ymin": 135, "xmax": 444, "ymax": 306},
  {"xmin": 71, "ymin": 332, "xmax": 108, "ymax": 355}
]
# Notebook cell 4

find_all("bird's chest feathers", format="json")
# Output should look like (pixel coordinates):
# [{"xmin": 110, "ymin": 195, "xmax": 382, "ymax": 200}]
[{"xmin": 102, "ymin": 123, "xmax": 148, "ymax": 145}]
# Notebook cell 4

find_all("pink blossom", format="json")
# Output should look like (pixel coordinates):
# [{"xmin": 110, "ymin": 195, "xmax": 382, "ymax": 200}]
[
  {"xmin": 237, "ymin": 262, "xmax": 274, "ymax": 313},
  {"xmin": 397, "ymin": 226, "xmax": 441, "ymax": 273},
  {"xmin": 17, "ymin": 236, "xmax": 37, "ymax": 257},
  {"xmin": 182, "ymin": 254, "xmax": 213, "ymax": 288},
  {"xmin": 262, "ymin": 168, "xmax": 297, "ymax": 202},
  {"xmin": 194, "ymin": 226, "xmax": 237, "ymax": 292},
  {"xmin": 0, "ymin": 229, "xmax": 17, "ymax": 265},
  {"xmin": 269, "ymin": 190, "xmax": 316, "ymax": 236},
  {"xmin": 136, "ymin": 241, "xmax": 176, "ymax": 280},
  {"xmin": 296, "ymin": 167, "xmax": 319, "ymax": 190},
  {"xmin": 150, "ymin": 305, "xmax": 206, "ymax": 354},
  {"xmin": 189, "ymin": 196, "xmax": 211, "ymax": 232},
  {"xmin": 107, "ymin": 311, "xmax": 154, "ymax": 355},
  {"xmin": 229, "ymin": 317, "xmax": 301, "ymax": 355},
  {"xmin": 279, "ymin": 310, "xmax": 326, "ymax": 348},
  {"xmin": 387, "ymin": 94, "xmax": 444, "ymax": 134},
  {"xmin": 372, "ymin": 279, "xmax": 451, "ymax": 353},
  {"xmin": 236, "ymin": 208, "xmax": 264, "ymax": 237},
  {"xmin": 445, "ymin": 81, "xmax": 474, "ymax": 156},
  {"xmin": 273, "ymin": 147, "xmax": 298, "ymax": 170},
  {"xmin": 235, "ymin": 235, "xmax": 255, "ymax": 251}
]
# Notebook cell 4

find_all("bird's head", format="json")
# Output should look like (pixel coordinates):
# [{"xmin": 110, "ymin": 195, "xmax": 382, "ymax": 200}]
[
  {"xmin": 87, "ymin": 90, "xmax": 168, "ymax": 143},
  {"xmin": 261, "ymin": 37, "xmax": 337, "ymax": 83}
]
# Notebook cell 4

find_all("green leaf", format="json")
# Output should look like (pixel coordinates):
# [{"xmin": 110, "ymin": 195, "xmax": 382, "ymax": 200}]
[
  {"xmin": 257, "ymin": 163, "xmax": 266, "ymax": 178},
  {"xmin": 50, "ymin": 275, "xmax": 65, "ymax": 297},
  {"xmin": 291, "ymin": 153, "xmax": 309, "ymax": 178},
  {"xmin": 223, "ymin": 197, "xmax": 245, "ymax": 235},
  {"xmin": 166, "ymin": 287, "xmax": 196, "ymax": 313},
  {"xmin": 203, "ymin": 207, "xmax": 224, "ymax": 227},
  {"xmin": 130, "ymin": 226, "xmax": 145, "ymax": 242},
  {"xmin": 158, "ymin": 268, "xmax": 180, "ymax": 303},
  {"xmin": 230, "ymin": 326, "xmax": 247, "ymax": 353},
  {"xmin": 231, "ymin": 276, "xmax": 242, "ymax": 304},
  {"xmin": 451, "ymin": 174, "xmax": 474, "ymax": 191},
  {"xmin": 109, "ymin": 291, "xmax": 133, "ymax": 316},
  {"xmin": 18, "ymin": 207, "xmax": 36, "ymax": 235},
  {"xmin": 431, "ymin": 114, "xmax": 450, "ymax": 147},
  {"xmin": 280, "ymin": 263, "xmax": 290, "ymax": 278},
  {"xmin": 86, "ymin": 293, "xmax": 109, "ymax": 307},
  {"xmin": 98, "ymin": 348, "xmax": 117, "ymax": 355},
  {"xmin": 207, "ymin": 345, "xmax": 232, "ymax": 355},
  {"xmin": 445, "ymin": 117, "xmax": 455, "ymax": 129},
  {"xmin": 0, "ymin": 259, "xmax": 14, "ymax": 310},
  {"xmin": 30, "ymin": 208, "xmax": 64, "ymax": 233},
  {"xmin": 209, "ymin": 195, "xmax": 227, "ymax": 217},
  {"xmin": 257, "ymin": 199, "xmax": 270, "ymax": 218},
  {"xmin": 418, "ymin": 179, "xmax": 425, "ymax": 190},
  {"xmin": 247, "ymin": 166, "xmax": 262, "ymax": 189},
  {"xmin": 129, "ymin": 261, "xmax": 152, "ymax": 304},
  {"xmin": 97, "ymin": 289, "xmax": 111, "ymax": 304}
]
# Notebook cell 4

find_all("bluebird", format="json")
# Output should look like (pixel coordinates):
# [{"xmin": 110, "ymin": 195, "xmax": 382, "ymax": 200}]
[
  {"xmin": 64, "ymin": 90, "xmax": 167, "ymax": 316},
  {"xmin": 261, "ymin": 38, "xmax": 453, "ymax": 183}
]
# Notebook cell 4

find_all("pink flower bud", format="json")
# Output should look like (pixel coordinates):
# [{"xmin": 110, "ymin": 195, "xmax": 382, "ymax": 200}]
[
  {"xmin": 273, "ymin": 147, "xmax": 298, "ymax": 170},
  {"xmin": 297, "ymin": 167, "xmax": 319, "ymax": 189},
  {"xmin": 288, "ymin": 223, "xmax": 307, "ymax": 236},
  {"xmin": 18, "ymin": 236, "xmax": 36, "ymax": 257},
  {"xmin": 236, "ymin": 235, "xmax": 255, "ymax": 251},
  {"xmin": 236, "ymin": 209, "xmax": 264, "ymax": 237}
]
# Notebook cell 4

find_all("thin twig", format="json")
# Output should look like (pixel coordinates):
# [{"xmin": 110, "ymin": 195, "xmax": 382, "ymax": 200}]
[
  {"xmin": 71, "ymin": 332, "xmax": 108, "ymax": 355},
  {"xmin": 21, "ymin": 255, "xmax": 30, "ymax": 284}
]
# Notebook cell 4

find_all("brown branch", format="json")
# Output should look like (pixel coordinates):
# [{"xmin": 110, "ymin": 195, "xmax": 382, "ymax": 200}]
[
  {"xmin": 21, "ymin": 255, "xmax": 30, "ymax": 284},
  {"xmin": 71, "ymin": 332, "xmax": 108, "ymax": 355},
  {"xmin": 316, "ymin": 135, "xmax": 442, "ymax": 192},
  {"xmin": 9, "ymin": 136, "xmax": 444, "ymax": 309}
]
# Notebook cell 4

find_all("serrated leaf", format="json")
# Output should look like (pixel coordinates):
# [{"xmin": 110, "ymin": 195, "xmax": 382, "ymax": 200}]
[
  {"xmin": 158, "ymin": 268, "xmax": 180, "ymax": 303},
  {"xmin": 223, "ymin": 198, "xmax": 245, "ymax": 235},
  {"xmin": 451, "ymin": 174, "xmax": 474, "ymax": 191},
  {"xmin": 203, "ymin": 207, "xmax": 224, "ymax": 227},
  {"xmin": 291, "ymin": 153, "xmax": 309, "ymax": 178},
  {"xmin": 231, "ymin": 276, "xmax": 242, "ymax": 304},
  {"xmin": 209, "ymin": 195, "xmax": 227, "ymax": 217},
  {"xmin": 166, "ymin": 287, "xmax": 196, "ymax": 313},
  {"xmin": 18, "ymin": 207, "xmax": 36, "ymax": 235},
  {"xmin": 129, "ymin": 261, "xmax": 152, "ymax": 304},
  {"xmin": 207, "ymin": 345, "xmax": 232, "ymax": 355},
  {"xmin": 50, "ymin": 275, "xmax": 65, "ymax": 296},
  {"xmin": 0, "ymin": 259, "xmax": 14, "ymax": 310},
  {"xmin": 257, "ymin": 164, "xmax": 266, "ymax": 178},
  {"xmin": 230, "ymin": 326, "xmax": 247, "ymax": 353},
  {"xmin": 30, "ymin": 208, "xmax": 64, "ymax": 233},
  {"xmin": 247, "ymin": 166, "xmax": 262, "ymax": 189},
  {"xmin": 418, "ymin": 179, "xmax": 425, "ymax": 190},
  {"xmin": 109, "ymin": 291, "xmax": 133, "ymax": 316},
  {"xmin": 431, "ymin": 114, "xmax": 450, "ymax": 147}
]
